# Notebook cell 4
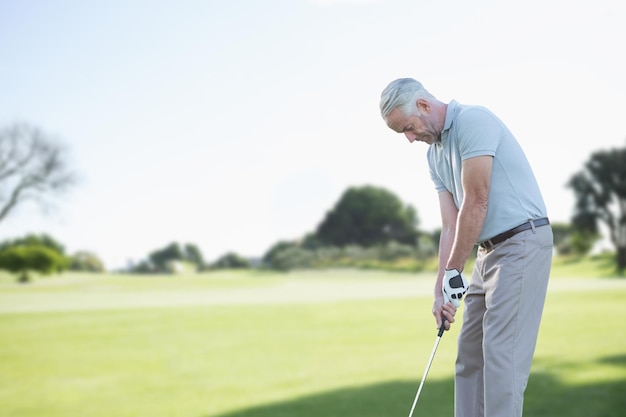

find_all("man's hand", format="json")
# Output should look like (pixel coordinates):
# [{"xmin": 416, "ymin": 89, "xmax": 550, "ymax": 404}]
[
  {"xmin": 433, "ymin": 295, "xmax": 457, "ymax": 331},
  {"xmin": 442, "ymin": 268, "xmax": 469, "ymax": 308}
]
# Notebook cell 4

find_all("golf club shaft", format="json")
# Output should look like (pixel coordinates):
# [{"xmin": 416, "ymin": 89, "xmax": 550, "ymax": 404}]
[{"xmin": 407, "ymin": 318, "xmax": 447, "ymax": 417}]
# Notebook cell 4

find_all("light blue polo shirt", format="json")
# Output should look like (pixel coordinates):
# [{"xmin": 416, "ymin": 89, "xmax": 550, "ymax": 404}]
[{"xmin": 427, "ymin": 100, "xmax": 547, "ymax": 243}]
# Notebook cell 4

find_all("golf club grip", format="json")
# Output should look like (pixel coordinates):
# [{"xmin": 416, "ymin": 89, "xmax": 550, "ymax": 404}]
[{"xmin": 438, "ymin": 316, "xmax": 447, "ymax": 337}]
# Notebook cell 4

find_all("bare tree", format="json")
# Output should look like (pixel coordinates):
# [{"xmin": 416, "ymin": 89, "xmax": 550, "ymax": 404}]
[{"xmin": 0, "ymin": 123, "xmax": 77, "ymax": 224}]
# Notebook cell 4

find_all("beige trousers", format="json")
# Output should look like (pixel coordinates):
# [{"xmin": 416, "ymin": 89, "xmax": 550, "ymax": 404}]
[{"xmin": 455, "ymin": 225, "xmax": 553, "ymax": 417}]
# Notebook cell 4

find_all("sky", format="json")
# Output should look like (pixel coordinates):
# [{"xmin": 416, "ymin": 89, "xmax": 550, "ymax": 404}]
[{"xmin": 1, "ymin": 0, "xmax": 625, "ymax": 270}]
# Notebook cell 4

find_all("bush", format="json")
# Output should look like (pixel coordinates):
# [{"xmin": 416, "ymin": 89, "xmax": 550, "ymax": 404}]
[
  {"xmin": 69, "ymin": 251, "xmax": 105, "ymax": 272},
  {"xmin": 0, "ymin": 245, "xmax": 68, "ymax": 283},
  {"xmin": 261, "ymin": 240, "xmax": 435, "ymax": 272},
  {"xmin": 269, "ymin": 247, "xmax": 315, "ymax": 271},
  {"xmin": 416, "ymin": 233, "xmax": 438, "ymax": 258},
  {"xmin": 262, "ymin": 241, "xmax": 299, "ymax": 268},
  {"xmin": 379, "ymin": 241, "xmax": 416, "ymax": 261},
  {"xmin": 211, "ymin": 252, "xmax": 251, "ymax": 269},
  {"xmin": 556, "ymin": 230, "xmax": 600, "ymax": 256},
  {"xmin": 0, "ymin": 233, "xmax": 66, "ymax": 255}
]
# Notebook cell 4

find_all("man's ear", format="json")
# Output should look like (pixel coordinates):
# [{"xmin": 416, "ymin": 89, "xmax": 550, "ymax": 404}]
[{"xmin": 416, "ymin": 98, "xmax": 431, "ymax": 113}]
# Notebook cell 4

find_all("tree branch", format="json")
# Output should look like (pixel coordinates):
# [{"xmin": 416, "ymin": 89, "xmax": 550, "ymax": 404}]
[{"xmin": 0, "ymin": 123, "xmax": 77, "ymax": 225}]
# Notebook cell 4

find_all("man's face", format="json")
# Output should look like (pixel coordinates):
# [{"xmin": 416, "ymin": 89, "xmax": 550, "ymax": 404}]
[{"xmin": 385, "ymin": 101, "xmax": 440, "ymax": 145}]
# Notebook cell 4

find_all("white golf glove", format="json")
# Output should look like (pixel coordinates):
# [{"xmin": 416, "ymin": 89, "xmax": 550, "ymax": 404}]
[{"xmin": 442, "ymin": 268, "xmax": 469, "ymax": 308}]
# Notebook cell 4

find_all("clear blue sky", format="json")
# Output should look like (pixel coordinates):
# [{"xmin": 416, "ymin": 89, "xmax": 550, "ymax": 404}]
[{"xmin": 1, "ymin": 0, "xmax": 625, "ymax": 269}]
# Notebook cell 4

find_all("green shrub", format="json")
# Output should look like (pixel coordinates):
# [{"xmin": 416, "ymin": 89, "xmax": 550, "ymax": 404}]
[
  {"xmin": 69, "ymin": 251, "xmax": 106, "ymax": 272},
  {"xmin": 0, "ymin": 245, "xmax": 68, "ymax": 282},
  {"xmin": 211, "ymin": 252, "xmax": 251, "ymax": 270},
  {"xmin": 268, "ymin": 247, "xmax": 314, "ymax": 271}
]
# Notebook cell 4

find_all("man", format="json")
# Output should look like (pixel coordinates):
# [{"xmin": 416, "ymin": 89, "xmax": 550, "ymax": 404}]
[{"xmin": 379, "ymin": 78, "xmax": 553, "ymax": 417}]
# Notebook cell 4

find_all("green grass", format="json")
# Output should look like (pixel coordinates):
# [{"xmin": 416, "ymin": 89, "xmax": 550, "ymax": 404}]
[
  {"xmin": 549, "ymin": 252, "xmax": 621, "ymax": 278},
  {"xmin": 0, "ymin": 261, "xmax": 625, "ymax": 417}
]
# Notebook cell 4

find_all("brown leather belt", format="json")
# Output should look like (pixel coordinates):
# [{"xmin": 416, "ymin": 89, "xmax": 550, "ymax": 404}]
[{"xmin": 479, "ymin": 217, "xmax": 550, "ymax": 250}]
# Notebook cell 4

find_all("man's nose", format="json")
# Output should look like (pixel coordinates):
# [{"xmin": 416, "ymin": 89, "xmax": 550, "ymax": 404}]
[{"xmin": 404, "ymin": 132, "xmax": 416, "ymax": 143}]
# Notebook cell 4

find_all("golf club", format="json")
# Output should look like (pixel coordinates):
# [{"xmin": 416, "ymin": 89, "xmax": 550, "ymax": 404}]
[{"xmin": 407, "ymin": 317, "xmax": 447, "ymax": 417}]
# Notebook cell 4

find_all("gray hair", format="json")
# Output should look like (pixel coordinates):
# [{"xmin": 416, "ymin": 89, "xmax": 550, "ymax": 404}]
[{"xmin": 379, "ymin": 78, "xmax": 436, "ymax": 119}]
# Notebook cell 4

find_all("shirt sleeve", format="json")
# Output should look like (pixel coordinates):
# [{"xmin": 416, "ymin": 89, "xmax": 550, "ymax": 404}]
[
  {"xmin": 430, "ymin": 168, "xmax": 447, "ymax": 192},
  {"xmin": 456, "ymin": 107, "xmax": 501, "ymax": 160},
  {"xmin": 427, "ymin": 148, "xmax": 448, "ymax": 193}
]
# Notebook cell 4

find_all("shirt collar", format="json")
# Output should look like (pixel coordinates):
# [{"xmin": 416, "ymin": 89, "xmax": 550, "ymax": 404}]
[{"xmin": 443, "ymin": 100, "xmax": 459, "ymax": 133}]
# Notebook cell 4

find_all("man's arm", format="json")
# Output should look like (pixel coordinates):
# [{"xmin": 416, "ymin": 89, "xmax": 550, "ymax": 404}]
[
  {"xmin": 433, "ymin": 156, "xmax": 492, "ymax": 329},
  {"xmin": 433, "ymin": 190, "xmax": 459, "ymax": 330},
  {"xmin": 446, "ymin": 155, "xmax": 493, "ymax": 271}
]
